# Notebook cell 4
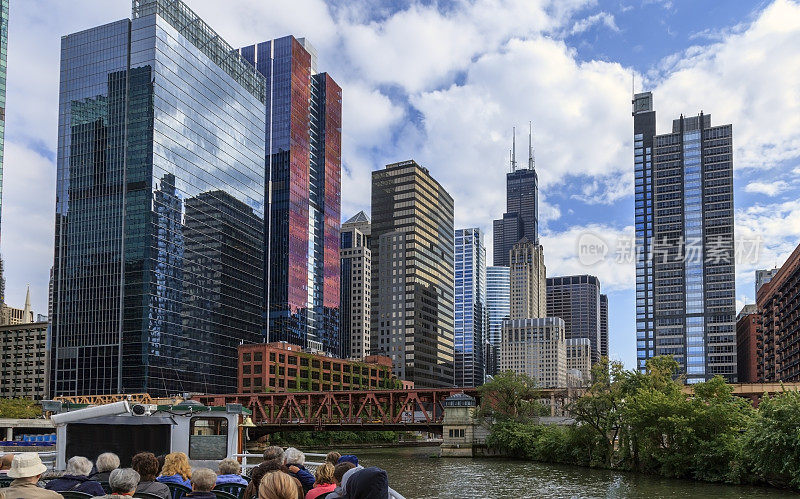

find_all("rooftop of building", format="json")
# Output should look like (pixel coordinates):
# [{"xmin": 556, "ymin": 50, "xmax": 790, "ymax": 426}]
[{"xmin": 344, "ymin": 210, "xmax": 370, "ymax": 226}]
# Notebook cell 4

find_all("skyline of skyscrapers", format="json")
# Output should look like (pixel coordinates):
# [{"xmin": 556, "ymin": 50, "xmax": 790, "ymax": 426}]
[
  {"xmin": 370, "ymin": 160, "xmax": 455, "ymax": 387},
  {"xmin": 633, "ymin": 91, "xmax": 736, "ymax": 383},
  {"xmin": 454, "ymin": 227, "xmax": 487, "ymax": 387},
  {"xmin": 238, "ymin": 35, "xmax": 342, "ymax": 355},
  {"xmin": 50, "ymin": 0, "xmax": 267, "ymax": 396}
]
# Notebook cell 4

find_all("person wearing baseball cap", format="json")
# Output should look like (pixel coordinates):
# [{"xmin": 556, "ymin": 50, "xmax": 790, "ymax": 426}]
[{"xmin": 0, "ymin": 453, "xmax": 62, "ymax": 499}]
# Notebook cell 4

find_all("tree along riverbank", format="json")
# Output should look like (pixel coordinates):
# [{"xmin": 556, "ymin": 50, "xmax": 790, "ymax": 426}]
[{"xmin": 479, "ymin": 359, "xmax": 800, "ymax": 492}]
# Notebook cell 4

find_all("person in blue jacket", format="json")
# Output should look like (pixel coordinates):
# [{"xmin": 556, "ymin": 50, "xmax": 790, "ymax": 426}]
[
  {"xmin": 215, "ymin": 459, "xmax": 248, "ymax": 486},
  {"xmin": 283, "ymin": 447, "xmax": 315, "ymax": 493},
  {"xmin": 45, "ymin": 456, "xmax": 105, "ymax": 496}
]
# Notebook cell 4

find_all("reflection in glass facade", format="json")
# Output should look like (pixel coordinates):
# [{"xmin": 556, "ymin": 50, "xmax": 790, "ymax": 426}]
[
  {"xmin": 454, "ymin": 228, "xmax": 486, "ymax": 387},
  {"xmin": 486, "ymin": 266, "xmax": 509, "ymax": 376},
  {"xmin": 238, "ymin": 36, "xmax": 341, "ymax": 355},
  {"xmin": 633, "ymin": 92, "xmax": 736, "ymax": 382},
  {"xmin": 51, "ymin": 0, "xmax": 266, "ymax": 396}
]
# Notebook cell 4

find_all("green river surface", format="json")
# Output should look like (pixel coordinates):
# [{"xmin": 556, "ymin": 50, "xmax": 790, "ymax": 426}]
[{"xmin": 325, "ymin": 445, "xmax": 797, "ymax": 498}]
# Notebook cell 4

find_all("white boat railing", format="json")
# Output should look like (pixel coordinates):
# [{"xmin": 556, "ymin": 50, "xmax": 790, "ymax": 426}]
[{"xmin": 233, "ymin": 452, "xmax": 326, "ymax": 472}]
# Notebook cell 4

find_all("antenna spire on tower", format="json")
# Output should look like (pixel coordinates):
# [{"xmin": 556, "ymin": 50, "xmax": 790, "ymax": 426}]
[
  {"xmin": 528, "ymin": 121, "xmax": 535, "ymax": 170},
  {"xmin": 511, "ymin": 126, "xmax": 517, "ymax": 172}
]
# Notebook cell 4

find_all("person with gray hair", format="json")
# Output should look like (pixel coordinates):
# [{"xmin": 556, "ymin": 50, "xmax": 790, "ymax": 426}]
[
  {"xmin": 93, "ymin": 468, "xmax": 140, "ymax": 499},
  {"xmin": 186, "ymin": 468, "xmax": 217, "ymax": 499},
  {"xmin": 283, "ymin": 448, "xmax": 314, "ymax": 494},
  {"xmin": 92, "ymin": 453, "xmax": 121, "ymax": 483},
  {"xmin": 215, "ymin": 458, "xmax": 247, "ymax": 486},
  {"xmin": 44, "ymin": 456, "xmax": 105, "ymax": 496},
  {"xmin": 262, "ymin": 446, "xmax": 285, "ymax": 466}
]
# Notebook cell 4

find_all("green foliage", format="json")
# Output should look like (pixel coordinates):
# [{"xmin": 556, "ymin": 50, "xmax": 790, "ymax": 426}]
[
  {"xmin": 477, "ymin": 370, "xmax": 548, "ymax": 423},
  {"xmin": 268, "ymin": 430, "xmax": 402, "ymax": 447},
  {"xmin": 484, "ymin": 357, "xmax": 800, "ymax": 490},
  {"xmin": 740, "ymin": 390, "xmax": 800, "ymax": 488},
  {"xmin": 0, "ymin": 398, "xmax": 40, "ymax": 419}
]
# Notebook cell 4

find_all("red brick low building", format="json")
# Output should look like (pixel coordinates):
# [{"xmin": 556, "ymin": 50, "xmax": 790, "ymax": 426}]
[
  {"xmin": 238, "ymin": 342, "xmax": 400, "ymax": 393},
  {"xmin": 736, "ymin": 305, "xmax": 759, "ymax": 383},
  {"xmin": 757, "ymin": 243, "xmax": 800, "ymax": 382}
]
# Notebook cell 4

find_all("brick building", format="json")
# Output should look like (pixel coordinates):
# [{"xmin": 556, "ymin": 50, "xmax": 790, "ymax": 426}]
[
  {"xmin": 757, "ymin": 243, "xmax": 800, "ymax": 382},
  {"xmin": 238, "ymin": 342, "xmax": 400, "ymax": 393},
  {"xmin": 736, "ymin": 304, "xmax": 759, "ymax": 383}
]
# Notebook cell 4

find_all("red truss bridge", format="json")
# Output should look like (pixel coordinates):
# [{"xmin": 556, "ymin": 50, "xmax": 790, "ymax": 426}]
[{"xmin": 198, "ymin": 388, "xmax": 482, "ymax": 431}]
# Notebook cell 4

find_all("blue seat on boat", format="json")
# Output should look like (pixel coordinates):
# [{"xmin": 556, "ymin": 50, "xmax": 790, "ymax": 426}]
[
  {"xmin": 214, "ymin": 483, "xmax": 246, "ymax": 499},
  {"xmin": 166, "ymin": 482, "xmax": 192, "ymax": 499}
]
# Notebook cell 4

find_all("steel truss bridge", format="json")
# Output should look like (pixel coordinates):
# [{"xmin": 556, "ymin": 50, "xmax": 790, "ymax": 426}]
[{"xmin": 197, "ymin": 389, "xmax": 483, "ymax": 431}]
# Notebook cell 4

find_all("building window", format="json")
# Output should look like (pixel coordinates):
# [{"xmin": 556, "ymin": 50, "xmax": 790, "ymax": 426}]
[{"xmin": 189, "ymin": 417, "xmax": 228, "ymax": 460}]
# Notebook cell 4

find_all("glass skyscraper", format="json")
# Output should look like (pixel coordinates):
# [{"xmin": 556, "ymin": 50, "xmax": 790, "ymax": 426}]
[
  {"xmin": 493, "ymin": 130, "xmax": 538, "ymax": 266},
  {"xmin": 51, "ymin": 0, "xmax": 266, "ymax": 396},
  {"xmin": 485, "ymin": 266, "xmax": 509, "ymax": 377},
  {"xmin": 238, "ymin": 36, "xmax": 342, "ymax": 355},
  {"xmin": 633, "ymin": 92, "xmax": 736, "ymax": 382},
  {"xmin": 600, "ymin": 293, "xmax": 608, "ymax": 359},
  {"xmin": 546, "ymin": 275, "xmax": 602, "ymax": 364},
  {"xmin": 454, "ymin": 228, "xmax": 486, "ymax": 387}
]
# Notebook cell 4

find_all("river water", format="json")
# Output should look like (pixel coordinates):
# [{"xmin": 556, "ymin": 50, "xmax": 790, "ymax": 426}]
[{"xmin": 329, "ymin": 445, "xmax": 796, "ymax": 498}]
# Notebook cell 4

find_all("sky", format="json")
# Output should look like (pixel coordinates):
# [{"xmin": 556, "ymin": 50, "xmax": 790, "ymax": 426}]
[{"xmin": 2, "ymin": 0, "xmax": 800, "ymax": 371}]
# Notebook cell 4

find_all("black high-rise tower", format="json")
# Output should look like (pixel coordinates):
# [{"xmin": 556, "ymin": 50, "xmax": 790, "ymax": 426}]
[{"xmin": 493, "ymin": 125, "xmax": 539, "ymax": 266}]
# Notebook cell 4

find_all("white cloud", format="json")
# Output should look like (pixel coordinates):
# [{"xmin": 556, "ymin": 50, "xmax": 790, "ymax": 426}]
[
  {"xmin": 744, "ymin": 180, "xmax": 790, "ymax": 196},
  {"xmin": 570, "ymin": 12, "xmax": 620, "ymax": 35},
  {"xmin": 541, "ymin": 223, "xmax": 635, "ymax": 291},
  {"xmin": 651, "ymin": 0, "xmax": 800, "ymax": 171},
  {"xmin": 1, "ymin": 142, "xmax": 55, "ymax": 314}
]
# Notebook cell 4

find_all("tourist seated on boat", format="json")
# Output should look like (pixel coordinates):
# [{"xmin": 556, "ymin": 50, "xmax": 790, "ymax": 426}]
[
  {"xmin": 304, "ymin": 463, "xmax": 335, "ymax": 499},
  {"xmin": 324, "ymin": 463, "xmax": 356, "ymax": 499},
  {"xmin": 283, "ymin": 448, "xmax": 314, "ymax": 494},
  {"xmin": 243, "ymin": 461, "xmax": 302, "ymax": 499},
  {"xmin": 215, "ymin": 458, "xmax": 247, "ymax": 486},
  {"xmin": 1, "ymin": 453, "xmax": 15, "ymax": 474},
  {"xmin": 156, "ymin": 452, "xmax": 191, "ymax": 488},
  {"xmin": 336, "ymin": 455, "xmax": 358, "ymax": 466},
  {"xmin": 95, "ymin": 468, "xmax": 140, "ymax": 499},
  {"xmin": 185, "ymin": 468, "xmax": 217, "ymax": 499},
  {"xmin": 346, "ymin": 467, "xmax": 389, "ymax": 499},
  {"xmin": 131, "ymin": 452, "xmax": 170, "ymax": 499},
  {"xmin": 44, "ymin": 456, "xmax": 105, "ymax": 496},
  {"xmin": 262, "ymin": 446, "xmax": 285, "ymax": 466},
  {"xmin": 258, "ymin": 470, "xmax": 301, "ymax": 499},
  {"xmin": 1, "ymin": 452, "xmax": 62, "ymax": 499},
  {"xmin": 91, "ymin": 452, "xmax": 120, "ymax": 483},
  {"xmin": 324, "ymin": 453, "xmax": 340, "ymax": 466}
]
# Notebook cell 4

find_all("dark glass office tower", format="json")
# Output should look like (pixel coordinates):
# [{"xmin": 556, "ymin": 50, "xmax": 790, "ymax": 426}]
[
  {"xmin": 454, "ymin": 228, "xmax": 486, "ymax": 387},
  {"xmin": 600, "ymin": 294, "xmax": 608, "ymax": 359},
  {"xmin": 546, "ymin": 275, "xmax": 602, "ymax": 364},
  {"xmin": 633, "ymin": 92, "xmax": 736, "ymax": 382},
  {"xmin": 632, "ymin": 92, "xmax": 656, "ymax": 375},
  {"xmin": 371, "ymin": 160, "xmax": 455, "ymax": 387},
  {"xmin": 493, "ymin": 130, "xmax": 538, "ymax": 266},
  {"xmin": 51, "ymin": 0, "xmax": 266, "ymax": 396},
  {"xmin": 238, "ymin": 36, "xmax": 342, "ymax": 355}
]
